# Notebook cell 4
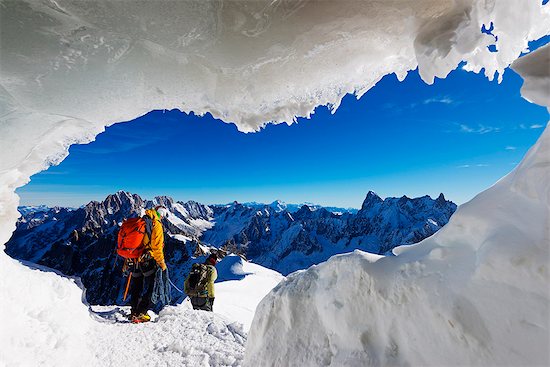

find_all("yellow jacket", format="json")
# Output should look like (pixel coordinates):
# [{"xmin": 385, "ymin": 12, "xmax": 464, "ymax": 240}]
[
  {"xmin": 206, "ymin": 265, "xmax": 217, "ymax": 298},
  {"xmin": 143, "ymin": 209, "xmax": 166, "ymax": 270}
]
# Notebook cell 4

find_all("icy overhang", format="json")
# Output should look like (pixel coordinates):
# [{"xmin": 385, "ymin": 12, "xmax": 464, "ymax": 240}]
[
  {"xmin": 512, "ymin": 44, "xmax": 550, "ymax": 108},
  {"xmin": 0, "ymin": 0, "xmax": 549, "ymax": 249},
  {"xmin": 2, "ymin": 1, "xmax": 548, "ymax": 130}
]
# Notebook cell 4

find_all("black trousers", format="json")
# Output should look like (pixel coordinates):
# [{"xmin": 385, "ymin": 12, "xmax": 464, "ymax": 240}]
[
  {"xmin": 129, "ymin": 259, "xmax": 157, "ymax": 316},
  {"xmin": 190, "ymin": 296, "xmax": 215, "ymax": 312}
]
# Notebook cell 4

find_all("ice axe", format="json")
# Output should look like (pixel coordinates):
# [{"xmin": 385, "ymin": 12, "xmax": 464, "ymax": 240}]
[{"xmin": 123, "ymin": 272, "xmax": 132, "ymax": 301}]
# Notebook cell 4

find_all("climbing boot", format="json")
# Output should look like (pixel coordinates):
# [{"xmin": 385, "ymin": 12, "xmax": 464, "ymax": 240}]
[{"xmin": 131, "ymin": 313, "xmax": 151, "ymax": 323}]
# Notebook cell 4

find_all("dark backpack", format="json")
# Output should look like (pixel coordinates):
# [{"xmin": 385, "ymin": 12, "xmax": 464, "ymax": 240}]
[
  {"xmin": 186, "ymin": 263, "xmax": 211, "ymax": 296},
  {"xmin": 116, "ymin": 215, "xmax": 153, "ymax": 259}
]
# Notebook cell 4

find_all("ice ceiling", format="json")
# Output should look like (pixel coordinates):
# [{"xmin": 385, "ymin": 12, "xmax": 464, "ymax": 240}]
[{"xmin": 0, "ymin": 0, "xmax": 549, "ymax": 246}]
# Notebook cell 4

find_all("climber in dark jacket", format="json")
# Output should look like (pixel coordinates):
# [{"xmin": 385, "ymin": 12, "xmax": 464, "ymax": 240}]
[{"xmin": 184, "ymin": 253, "xmax": 218, "ymax": 311}]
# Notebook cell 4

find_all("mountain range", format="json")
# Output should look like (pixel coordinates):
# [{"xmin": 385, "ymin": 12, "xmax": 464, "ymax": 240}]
[{"xmin": 5, "ymin": 190, "xmax": 456, "ymax": 304}]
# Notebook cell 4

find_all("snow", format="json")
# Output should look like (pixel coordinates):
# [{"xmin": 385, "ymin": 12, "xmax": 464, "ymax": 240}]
[
  {"xmin": 172, "ymin": 234, "xmax": 192, "ymax": 244},
  {"xmin": 198, "ymin": 243, "xmax": 211, "ymax": 254},
  {"xmin": 85, "ymin": 256, "xmax": 282, "ymax": 366},
  {"xmin": 427, "ymin": 218, "xmax": 438, "ymax": 226},
  {"xmin": 17, "ymin": 205, "xmax": 50, "ymax": 216},
  {"xmin": 244, "ymin": 45, "xmax": 550, "ymax": 366},
  {"xmin": 1, "ymin": 2, "xmax": 549, "ymax": 211},
  {"xmin": 0, "ymin": 2, "xmax": 549, "ymax": 366},
  {"xmin": 172, "ymin": 203, "xmax": 190, "ymax": 218},
  {"xmin": 512, "ymin": 44, "xmax": 550, "ymax": 108},
  {"xmin": 166, "ymin": 212, "xmax": 187, "ymax": 227},
  {"xmin": 90, "ymin": 305, "xmax": 246, "ymax": 367},
  {"xmin": 215, "ymin": 256, "xmax": 285, "ymax": 331},
  {"xmin": 191, "ymin": 218, "xmax": 214, "ymax": 232},
  {"xmin": 0, "ymin": 259, "xmax": 94, "ymax": 367},
  {"xmin": 0, "ymin": 254, "xmax": 280, "ymax": 366}
]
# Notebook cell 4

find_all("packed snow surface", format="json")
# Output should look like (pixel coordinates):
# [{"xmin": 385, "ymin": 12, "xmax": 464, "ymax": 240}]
[
  {"xmin": 244, "ymin": 46, "xmax": 550, "ymax": 366},
  {"xmin": 1, "ymin": 1, "xmax": 549, "ymax": 366},
  {"xmin": 90, "ymin": 305, "xmax": 247, "ymax": 367}
]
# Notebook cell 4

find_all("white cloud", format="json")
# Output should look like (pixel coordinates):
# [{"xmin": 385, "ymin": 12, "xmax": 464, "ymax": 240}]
[
  {"xmin": 518, "ymin": 123, "xmax": 546, "ymax": 130},
  {"xmin": 505, "ymin": 146, "xmax": 517, "ymax": 150},
  {"xmin": 423, "ymin": 96, "xmax": 454, "ymax": 105},
  {"xmin": 458, "ymin": 164, "xmax": 489, "ymax": 168},
  {"xmin": 459, "ymin": 123, "xmax": 500, "ymax": 134}
]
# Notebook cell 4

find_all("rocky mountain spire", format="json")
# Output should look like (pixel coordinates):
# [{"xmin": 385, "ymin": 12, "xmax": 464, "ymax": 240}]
[{"xmin": 360, "ymin": 191, "xmax": 383, "ymax": 211}]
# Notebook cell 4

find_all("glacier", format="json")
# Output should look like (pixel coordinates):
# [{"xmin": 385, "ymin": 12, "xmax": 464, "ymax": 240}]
[{"xmin": 0, "ymin": 0, "xmax": 549, "ymax": 366}]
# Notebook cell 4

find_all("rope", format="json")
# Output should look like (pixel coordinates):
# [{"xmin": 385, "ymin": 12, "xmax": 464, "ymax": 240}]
[
  {"xmin": 151, "ymin": 268, "xmax": 171, "ymax": 307},
  {"xmin": 168, "ymin": 277, "xmax": 184, "ymax": 294}
]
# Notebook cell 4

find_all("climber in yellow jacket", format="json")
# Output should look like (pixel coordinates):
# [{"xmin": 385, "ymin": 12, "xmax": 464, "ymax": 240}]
[
  {"xmin": 143, "ymin": 207, "xmax": 167, "ymax": 271},
  {"xmin": 129, "ymin": 205, "xmax": 168, "ymax": 323}
]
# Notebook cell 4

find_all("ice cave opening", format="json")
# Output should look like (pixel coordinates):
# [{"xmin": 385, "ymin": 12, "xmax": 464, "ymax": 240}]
[{"xmin": 1, "ymin": 1, "xmax": 549, "ymax": 366}]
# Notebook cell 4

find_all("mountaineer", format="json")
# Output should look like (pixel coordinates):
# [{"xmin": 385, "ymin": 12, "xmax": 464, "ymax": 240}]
[
  {"xmin": 118, "ymin": 205, "xmax": 169, "ymax": 323},
  {"xmin": 184, "ymin": 253, "xmax": 218, "ymax": 312}
]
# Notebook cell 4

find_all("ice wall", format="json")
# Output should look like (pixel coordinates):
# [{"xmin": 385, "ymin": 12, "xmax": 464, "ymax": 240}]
[
  {"xmin": 244, "ymin": 45, "xmax": 550, "ymax": 366},
  {"xmin": 0, "ymin": 1, "xmax": 549, "ymax": 365}
]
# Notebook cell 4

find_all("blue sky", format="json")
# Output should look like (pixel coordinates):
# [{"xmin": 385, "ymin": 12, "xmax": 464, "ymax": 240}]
[{"xmin": 18, "ymin": 43, "xmax": 549, "ymax": 208}]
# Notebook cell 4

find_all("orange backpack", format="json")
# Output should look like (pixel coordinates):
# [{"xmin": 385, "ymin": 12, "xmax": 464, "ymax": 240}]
[{"xmin": 117, "ymin": 216, "xmax": 152, "ymax": 259}]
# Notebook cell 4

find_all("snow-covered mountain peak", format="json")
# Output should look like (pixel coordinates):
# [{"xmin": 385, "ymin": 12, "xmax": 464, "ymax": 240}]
[
  {"xmin": 154, "ymin": 195, "xmax": 175, "ymax": 207},
  {"xmin": 360, "ymin": 190, "xmax": 383, "ymax": 211},
  {"xmin": 17, "ymin": 205, "xmax": 51, "ymax": 216},
  {"xmin": 269, "ymin": 200, "xmax": 287, "ymax": 212},
  {"xmin": 293, "ymin": 205, "xmax": 332, "ymax": 221}
]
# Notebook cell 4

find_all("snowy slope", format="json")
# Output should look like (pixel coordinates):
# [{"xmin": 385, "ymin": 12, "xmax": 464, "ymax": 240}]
[
  {"xmin": 1, "ymin": 253, "xmax": 281, "ymax": 367},
  {"xmin": 244, "ymin": 46, "xmax": 550, "ymax": 366},
  {"xmin": 215, "ymin": 255, "xmax": 284, "ymax": 331},
  {"xmin": 0, "ymin": 259, "xmax": 94, "ymax": 367}
]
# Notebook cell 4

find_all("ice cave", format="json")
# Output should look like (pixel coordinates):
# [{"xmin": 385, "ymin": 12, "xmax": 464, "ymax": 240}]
[{"xmin": 1, "ymin": 1, "xmax": 549, "ymax": 366}]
